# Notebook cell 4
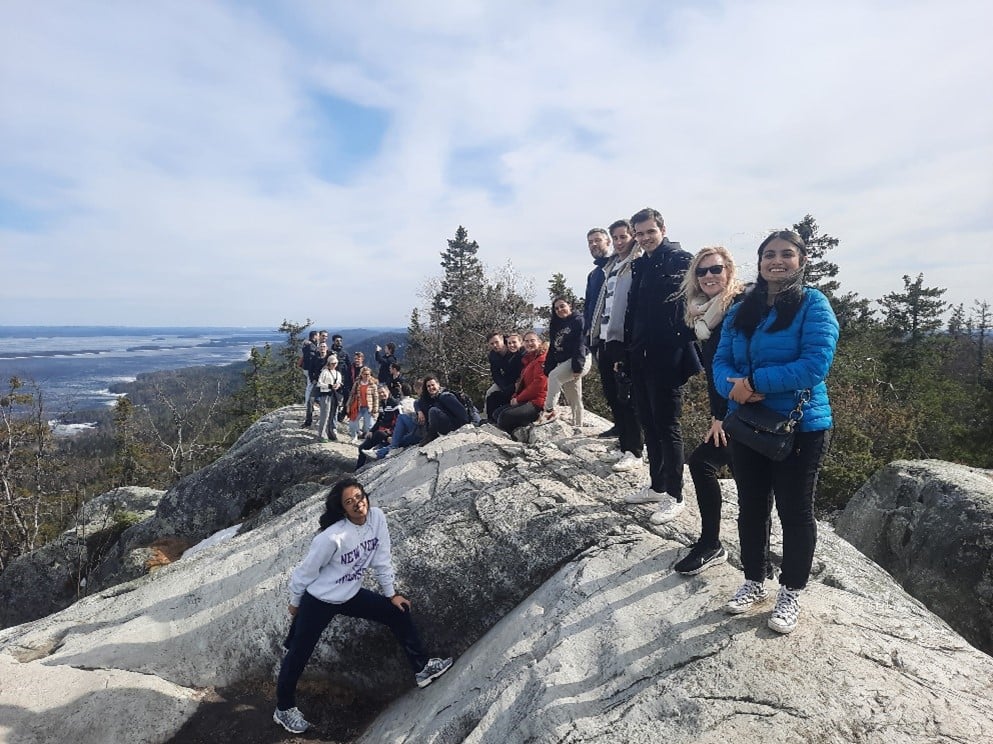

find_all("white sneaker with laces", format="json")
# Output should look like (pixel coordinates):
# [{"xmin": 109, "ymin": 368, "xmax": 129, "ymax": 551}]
[
  {"xmin": 624, "ymin": 486, "xmax": 665, "ymax": 504},
  {"xmin": 612, "ymin": 452, "xmax": 641, "ymax": 472},
  {"xmin": 649, "ymin": 496, "xmax": 685, "ymax": 524},
  {"xmin": 768, "ymin": 586, "xmax": 801, "ymax": 634},
  {"xmin": 600, "ymin": 449, "xmax": 624, "ymax": 463},
  {"xmin": 725, "ymin": 580, "xmax": 770, "ymax": 615}
]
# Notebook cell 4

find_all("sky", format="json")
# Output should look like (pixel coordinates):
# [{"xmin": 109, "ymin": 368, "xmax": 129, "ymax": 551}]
[{"xmin": 1, "ymin": 0, "xmax": 991, "ymax": 328}]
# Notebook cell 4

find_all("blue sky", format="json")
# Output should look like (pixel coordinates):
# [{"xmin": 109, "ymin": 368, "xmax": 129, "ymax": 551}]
[{"xmin": 1, "ymin": 1, "xmax": 991, "ymax": 327}]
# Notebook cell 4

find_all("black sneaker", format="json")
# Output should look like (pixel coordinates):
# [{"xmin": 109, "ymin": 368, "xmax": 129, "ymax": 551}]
[
  {"xmin": 674, "ymin": 543, "xmax": 727, "ymax": 576},
  {"xmin": 597, "ymin": 426, "xmax": 618, "ymax": 439}
]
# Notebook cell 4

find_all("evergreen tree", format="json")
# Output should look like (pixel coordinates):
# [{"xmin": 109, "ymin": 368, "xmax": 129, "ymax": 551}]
[
  {"xmin": 537, "ymin": 272, "xmax": 582, "ymax": 319},
  {"xmin": 406, "ymin": 228, "xmax": 537, "ymax": 402},
  {"xmin": 792, "ymin": 214, "xmax": 840, "ymax": 299},
  {"xmin": 948, "ymin": 303, "xmax": 966, "ymax": 339},
  {"xmin": 972, "ymin": 300, "xmax": 991, "ymax": 385},
  {"xmin": 110, "ymin": 397, "xmax": 145, "ymax": 487},
  {"xmin": 878, "ymin": 273, "xmax": 948, "ymax": 369}
]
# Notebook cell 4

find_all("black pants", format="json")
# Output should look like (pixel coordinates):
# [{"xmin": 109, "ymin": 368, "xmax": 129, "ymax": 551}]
[
  {"xmin": 493, "ymin": 401, "xmax": 540, "ymax": 432},
  {"xmin": 687, "ymin": 438, "xmax": 731, "ymax": 547},
  {"xmin": 427, "ymin": 408, "xmax": 458, "ymax": 439},
  {"xmin": 631, "ymin": 361, "xmax": 684, "ymax": 497},
  {"xmin": 597, "ymin": 341, "xmax": 643, "ymax": 457},
  {"xmin": 356, "ymin": 430, "xmax": 390, "ymax": 468},
  {"xmin": 276, "ymin": 589, "xmax": 428, "ymax": 710},
  {"xmin": 731, "ymin": 429, "xmax": 831, "ymax": 590},
  {"xmin": 485, "ymin": 389, "xmax": 512, "ymax": 420}
]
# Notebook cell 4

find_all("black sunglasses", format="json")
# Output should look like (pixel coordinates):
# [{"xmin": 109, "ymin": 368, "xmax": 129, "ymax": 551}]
[{"xmin": 695, "ymin": 265, "xmax": 725, "ymax": 277}]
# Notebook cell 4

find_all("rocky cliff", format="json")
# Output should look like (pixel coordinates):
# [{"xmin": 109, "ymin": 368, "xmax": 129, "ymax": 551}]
[{"xmin": 1, "ymin": 411, "xmax": 991, "ymax": 744}]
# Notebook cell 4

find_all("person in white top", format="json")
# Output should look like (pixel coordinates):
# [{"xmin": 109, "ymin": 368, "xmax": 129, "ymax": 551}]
[
  {"xmin": 273, "ymin": 478, "xmax": 453, "ymax": 734},
  {"xmin": 315, "ymin": 356, "xmax": 344, "ymax": 441}
]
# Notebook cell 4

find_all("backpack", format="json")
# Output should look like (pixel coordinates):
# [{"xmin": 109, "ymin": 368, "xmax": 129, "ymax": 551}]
[{"xmin": 453, "ymin": 390, "xmax": 481, "ymax": 426}]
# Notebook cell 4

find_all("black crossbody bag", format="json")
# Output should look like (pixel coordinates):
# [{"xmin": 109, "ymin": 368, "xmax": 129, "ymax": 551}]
[{"xmin": 723, "ymin": 334, "xmax": 810, "ymax": 462}]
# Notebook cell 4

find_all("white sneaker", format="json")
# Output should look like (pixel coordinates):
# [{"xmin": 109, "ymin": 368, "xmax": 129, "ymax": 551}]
[
  {"xmin": 600, "ymin": 449, "xmax": 624, "ymax": 463},
  {"xmin": 612, "ymin": 452, "xmax": 641, "ymax": 472},
  {"xmin": 725, "ymin": 580, "xmax": 770, "ymax": 615},
  {"xmin": 624, "ymin": 486, "xmax": 665, "ymax": 504},
  {"xmin": 768, "ymin": 586, "xmax": 801, "ymax": 634},
  {"xmin": 649, "ymin": 496, "xmax": 685, "ymax": 524},
  {"xmin": 350, "ymin": 434, "xmax": 360, "ymax": 445}
]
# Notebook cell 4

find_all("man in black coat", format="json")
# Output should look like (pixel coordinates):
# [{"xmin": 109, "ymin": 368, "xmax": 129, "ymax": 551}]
[{"xmin": 623, "ymin": 207, "xmax": 702, "ymax": 523}]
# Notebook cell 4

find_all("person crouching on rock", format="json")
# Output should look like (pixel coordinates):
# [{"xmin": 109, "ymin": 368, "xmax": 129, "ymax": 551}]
[{"xmin": 273, "ymin": 478, "xmax": 453, "ymax": 734}]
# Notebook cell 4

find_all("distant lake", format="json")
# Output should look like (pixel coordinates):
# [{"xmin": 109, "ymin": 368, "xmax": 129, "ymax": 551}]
[{"xmin": 0, "ymin": 326, "xmax": 283, "ymax": 418}]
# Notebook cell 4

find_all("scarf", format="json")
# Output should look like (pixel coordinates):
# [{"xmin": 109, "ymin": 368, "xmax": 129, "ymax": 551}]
[{"xmin": 689, "ymin": 294, "xmax": 728, "ymax": 342}]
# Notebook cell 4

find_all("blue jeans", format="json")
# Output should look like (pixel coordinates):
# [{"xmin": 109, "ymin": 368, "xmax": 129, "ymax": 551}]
[
  {"xmin": 349, "ymin": 407, "xmax": 373, "ymax": 437},
  {"xmin": 277, "ymin": 589, "xmax": 428, "ymax": 710},
  {"xmin": 390, "ymin": 413, "xmax": 422, "ymax": 450}
]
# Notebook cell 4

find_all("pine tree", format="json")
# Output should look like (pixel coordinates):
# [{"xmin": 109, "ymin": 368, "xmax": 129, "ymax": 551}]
[
  {"xmin": 432, "ymin": 226, "xmax": 485, "ymax": 323},
  {"xmin": 792, "ymin": 214, "xmax": 840, "ymax": 299},
  {"xmin": 878, "ymin": 273, "xmax": 949, "ymax": 371}
]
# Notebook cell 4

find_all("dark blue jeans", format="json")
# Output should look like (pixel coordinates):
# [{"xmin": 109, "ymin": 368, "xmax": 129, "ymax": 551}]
[
  {"xmin": 731, "ymin": 429, "xmax": 831, "ymax": 590},
  {"xmin": 276, "ymin": 589, "xmax": 428, "ymax": 710}
]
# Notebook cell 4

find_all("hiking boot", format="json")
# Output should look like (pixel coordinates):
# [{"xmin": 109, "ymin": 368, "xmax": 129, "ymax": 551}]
[
  {"xmin": 768, "ymin": 586, "xmax": 801, "ymax": 634},
  {"xmin": 624, "ymin": 486, "xmax": 665, "ymax": 504},
  {"xmin": 273, "ymin": 707, "xmax": 310, "ymax": 734},
  {"xmin": 649, "ymin": 496, "xmax": 685, "ymax": 525},
  {"xmin": 611, "ymin": 451, "xmax": 642, "ymax": 472},
  {"xmin": 725, "ymin": 580, "xmax": 770, "ymax": 615},
  {"xmin": 674, "ymin": 543, "xmax": 727, "ymax": 575},
  {"xmin": 597, "ymin": 426, "xmax": 618, "ymax": 439},
  {"xmin": 415, "ymin": 657, "xmax": 453, "ymax": 688},
  {"xmin": 328, "ymin": 430, "xmax": 338, "ymax": 441}
]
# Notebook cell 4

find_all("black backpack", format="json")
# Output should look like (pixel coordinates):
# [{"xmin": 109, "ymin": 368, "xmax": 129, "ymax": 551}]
[{"xmin": 453, "ymin": 390, "xmax": 481, "ymax": 425}]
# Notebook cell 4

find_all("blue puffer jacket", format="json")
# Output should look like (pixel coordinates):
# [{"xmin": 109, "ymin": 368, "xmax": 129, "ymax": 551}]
[{"xmin": 713, "ymin": 288, "xmax": 839, "ymax": 432}]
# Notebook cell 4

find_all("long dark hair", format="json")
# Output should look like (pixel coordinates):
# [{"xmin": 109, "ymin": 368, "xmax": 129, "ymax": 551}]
[
  {"xmin": 318, "ymin": 477, "xmax": 369, "ymax": 530},
  {"xmin": 733, "ymin": 230, "xmax": 808, "ymax": 336}
]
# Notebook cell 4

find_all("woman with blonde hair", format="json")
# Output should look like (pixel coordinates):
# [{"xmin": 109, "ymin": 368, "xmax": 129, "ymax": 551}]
[
  {"xmin": 346, "ymin": 366, "xmax": 379, "ymax": 444},
  {"xmin": 665, "ymin": 246, "xmax": 746, "ymax": 574}
]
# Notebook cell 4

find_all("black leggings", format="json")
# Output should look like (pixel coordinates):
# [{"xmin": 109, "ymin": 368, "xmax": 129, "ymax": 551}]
[{"xmin": 276, "ymin": 589, "xmax": 428, "ymax": 710}]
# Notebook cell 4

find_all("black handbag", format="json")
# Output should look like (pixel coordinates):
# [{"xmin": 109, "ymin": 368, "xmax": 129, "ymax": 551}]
[
  {"xmin": 724, "ymin": 332, "xmax": 811, "ymax": 461},
  {"xmin": 724, "ymin": 393, "xmax": 808, "ymax": 462}
]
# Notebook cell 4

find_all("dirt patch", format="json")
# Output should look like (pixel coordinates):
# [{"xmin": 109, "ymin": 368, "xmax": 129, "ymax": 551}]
[{"xmin": 166, "ymin": 677, "xmax": 386, "ymax": 744}]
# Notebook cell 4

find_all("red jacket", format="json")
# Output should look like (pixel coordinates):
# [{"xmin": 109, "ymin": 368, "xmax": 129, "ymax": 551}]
[{"xmin": 515, "ymin": 348, "xmax": 548, "ymax": 409}]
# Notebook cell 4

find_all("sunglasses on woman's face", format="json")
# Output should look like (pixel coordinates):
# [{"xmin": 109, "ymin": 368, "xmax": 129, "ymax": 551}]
[{"xmin": 695, "ymin": 265, "xmax": 725, "ymax": 277}]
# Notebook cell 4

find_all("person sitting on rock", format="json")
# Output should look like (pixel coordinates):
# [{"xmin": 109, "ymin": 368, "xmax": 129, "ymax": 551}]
[
  {"xmin": 484, "ymin": 331, "xmax": 516, "ymax": 420},
  {"xmin": 273, "ymin": 477, "xmax": 453, "ymax": 734},
  {"xmin": 493, "ymin": 330, "xmax": 548, "ymax": 434},
  {"xmin": 356, "ymin": 385, "xmax": 401, "ymax": 467},
  {"xmin": 417, "ymin": 375, "xmax": 470, "ymax": 445},
  {"xmin": 380, "ymin": 383, "xmax": 423, "ymax": 457}
]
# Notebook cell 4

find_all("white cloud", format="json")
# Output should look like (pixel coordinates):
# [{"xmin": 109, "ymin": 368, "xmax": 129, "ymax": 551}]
[{"xmin": 1, "ymin": 0, "xmax": 990, "ymax": 327}]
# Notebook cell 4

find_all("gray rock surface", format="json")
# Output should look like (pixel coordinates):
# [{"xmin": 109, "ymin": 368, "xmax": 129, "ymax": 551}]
[
  {"xmin": 0, "ymin": 486, "xmax": 164, "ymax": 628},
  {"xmin": 836, "ymin": 459, "xmax": 993, "ymax": 655},
  {"xmin": 2, "ymin": 413, "xmax": 992, "ymax": 744},
  {"xmin": 88, "ymin": 405, "xmax": 355, "ymax": 592}
]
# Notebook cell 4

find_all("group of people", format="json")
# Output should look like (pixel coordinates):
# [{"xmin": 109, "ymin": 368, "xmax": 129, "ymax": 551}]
[
  {"xmin": 299, "ymin": 333, "xmax": 408, "ymax": 443},
  {"xmin": 273, "ymin": 207, "xmax": 839, "ymax": 733},
  {"xmin": 577, "ymin": 208, "xmax": 838, "ymax": 638}
]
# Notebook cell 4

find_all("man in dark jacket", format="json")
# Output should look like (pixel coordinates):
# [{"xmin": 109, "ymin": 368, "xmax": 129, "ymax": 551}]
[
  {"xmin": 584, "ymin": 228, "xmax": 612, "ymax": 347},
  {"xmin": 330, "ymin": 334, "xmax": 351, "ymax": 422},
  {"xmin": 623, "ymin": 207, "xmax": 702, "ymax": 522},
  {"xmin": 417, "ymin": 375, "xmax": 470, "ymax": 444}
]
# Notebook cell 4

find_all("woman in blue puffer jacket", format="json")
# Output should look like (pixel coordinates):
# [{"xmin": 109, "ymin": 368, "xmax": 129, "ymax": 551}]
[{"xmin": 712, "ymin": 229, "xmax": 839, "ymax": 636}]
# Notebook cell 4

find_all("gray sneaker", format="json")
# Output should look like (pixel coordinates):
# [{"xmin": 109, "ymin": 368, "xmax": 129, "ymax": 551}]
[
  {"xmin": 273, "ymin": 706, "xmax": 310, "ymax": 734},
  {"xmin": 415, "ymin": 657, "xmax": 453, "ymax": 688},
  {"xmin": 624, "ymin": 486, "xmax": 665, "ymax": 504},
  {"xmin": 725, "ymin": 580, "xmax": 770, "ymax": 615},
  {"xmin": 649, "ymin": 496, "xmax": 685, "ymax": 524}
]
